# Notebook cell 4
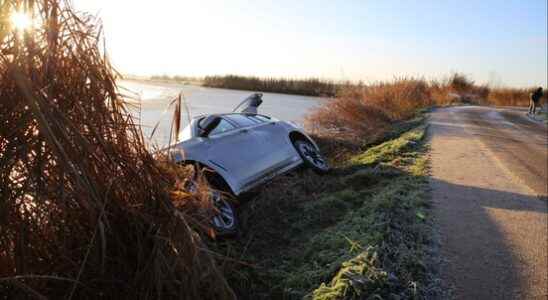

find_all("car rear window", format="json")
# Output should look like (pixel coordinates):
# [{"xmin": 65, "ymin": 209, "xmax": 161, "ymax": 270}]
[
  {"xmin": 208, "ymin": 119, "xmax": 237, "ymax": 136},
  {"xmin": 247, "ymin": 115, "xmax": 271, "ymax": 123},
  {"xmin": 225, "ymin": 114, "xmax": 258, "ymax": 127}
]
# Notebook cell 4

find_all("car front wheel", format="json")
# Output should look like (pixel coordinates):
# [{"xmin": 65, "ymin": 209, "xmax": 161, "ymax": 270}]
[{"xmin": 293, "ymin": 139, "xmax": 330, "ymax": 174}]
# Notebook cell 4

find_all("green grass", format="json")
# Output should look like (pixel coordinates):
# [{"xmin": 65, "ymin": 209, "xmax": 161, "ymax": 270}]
[
  {"xmin": 350, "ymin": 125, "xmax": 425, "ymax": 166},
  {"xmin": 217, "ymin": 124, "xmax": 434, "ymax": 299}
]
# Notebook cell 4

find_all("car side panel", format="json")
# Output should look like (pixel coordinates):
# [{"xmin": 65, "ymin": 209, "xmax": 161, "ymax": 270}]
[
  {"xmin": 278, "ymin": 122, "xmax": 322, "ymax": 151},
  {"xmin": 171, "ymin": 139, "xmax": 243, "ymax": 195},
  {"xmin": 207, "ymin": 128, "xmax": 262, "ymax": 191},
  {"xmin": 248, "ymin": 121, "xmax": 302, "ymax": 177},
  {"xmin": 220, "ymin": 115, "xmax": 299, "ymax": 189}
]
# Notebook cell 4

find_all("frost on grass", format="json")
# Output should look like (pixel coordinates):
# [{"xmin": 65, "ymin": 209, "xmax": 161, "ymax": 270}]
[
  {"xmin": 223, "ymin": 124, "xmax": 433, "ymax": 299},
  {"xmin": 309, "ymin": 125, "xmax": 431, "ymax": 300}
]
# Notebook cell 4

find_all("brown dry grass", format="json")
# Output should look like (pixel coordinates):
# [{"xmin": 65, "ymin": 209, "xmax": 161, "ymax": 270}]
[
  {"xmin": 0, "ymin": 1, "xmax": 234, "ymax": 299},
  {"xmin": 487, "ymin": 87, "xmax": 534, "ymax": 107},
  {"xmin": 305, "ymin": 78, "xmax": 435, "ymax": 151},
  {"xmin": 307, "ymin": 74, "xmax": 544, "ymax": 152}
]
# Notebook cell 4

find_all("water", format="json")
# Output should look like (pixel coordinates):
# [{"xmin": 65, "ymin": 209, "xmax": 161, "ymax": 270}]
[{"xmin": 118, "ymin": 80, "xmax": 327, "ymax": 147}]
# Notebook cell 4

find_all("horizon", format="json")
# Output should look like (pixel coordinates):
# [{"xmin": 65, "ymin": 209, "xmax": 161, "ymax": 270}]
[{"xmin": 75, "ymin": 0, "xmax": 547, "ymax": 88}]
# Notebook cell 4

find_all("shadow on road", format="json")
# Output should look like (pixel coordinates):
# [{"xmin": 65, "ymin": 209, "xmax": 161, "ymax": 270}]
[
  {"xmin": 432, "ymin": 178, "xmax": 547, "ymax": 299},
  {"xmin": 429, "ymin": 106, "xmax": 548, "ymax": 299}
]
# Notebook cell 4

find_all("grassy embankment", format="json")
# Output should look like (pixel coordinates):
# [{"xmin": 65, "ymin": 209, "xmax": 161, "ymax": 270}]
[{"xmin": 217, "ymin": 120, "xmax": 435, "ymax": 299}]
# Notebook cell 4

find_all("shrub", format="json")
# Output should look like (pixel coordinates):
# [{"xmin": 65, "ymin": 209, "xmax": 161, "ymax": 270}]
[
  {"xmin": 306, "ymin": 78, "xmax": 434, "ymax": 147},
  {"xmin": 448, "ymin": 72, "xmax": 475, "ymax": 93},
  {"xmin": 487, "ymin": 87, "xmax": 532, "ymax": 107},
  {"xmin": 306, "ymin": 73, "xmax": 544, "ymax": 152}
]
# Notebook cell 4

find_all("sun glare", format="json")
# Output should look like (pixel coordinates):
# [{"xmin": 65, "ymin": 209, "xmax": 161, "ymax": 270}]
[{"xmin": 10, "ymin": 12, "xmax": 33, "ymax": 30}]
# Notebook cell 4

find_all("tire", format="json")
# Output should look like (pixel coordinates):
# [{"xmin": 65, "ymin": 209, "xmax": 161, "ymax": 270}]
[
  {"xmin": 184, "ymin": 162, "xmax": 234, "ymax": 195},
  {"xmin": 293, "ymin": 139, "xmax": 330, "ymax": 174},
  {"xmin": 210, "ymin": 190, "xmax": 239, "ymax": 236},
  {"xmin": 183, "ymin": 164, "xmax": 239, "ymax": 237}
]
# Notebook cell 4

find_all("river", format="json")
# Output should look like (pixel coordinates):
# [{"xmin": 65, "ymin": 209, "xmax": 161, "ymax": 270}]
[{"xmin": 118, "ymin": 80, "xmax": 327, "ymax": 147}]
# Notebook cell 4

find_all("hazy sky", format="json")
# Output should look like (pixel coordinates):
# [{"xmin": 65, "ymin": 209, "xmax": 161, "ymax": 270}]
[{"xmin": 74, "ymin": 0, "xmax": 547, "ymax": 87}]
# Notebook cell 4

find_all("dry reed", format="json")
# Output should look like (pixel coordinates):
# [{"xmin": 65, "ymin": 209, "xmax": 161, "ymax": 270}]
[
  {"xmin": 203, "ymin": 74, "xmax": 340, "ymax": 97},
  {"xmin": 487, "ymin": 87, "xmax": 537, "ymax": 107},
  {"xmin": 307, "ymin": 74, "xmax": 544, "ymax": 151},
  {"xmin": 0, "ymin": 0, "xmax": 234, "ymax": 298},
  {"xmin": 306, "ymin": 78, "xmax": 435, "ymax": 146}
]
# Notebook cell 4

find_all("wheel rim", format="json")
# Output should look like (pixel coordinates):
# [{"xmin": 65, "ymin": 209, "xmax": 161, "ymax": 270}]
[
  {"xmin": 212, "ymin": 198, "xmax": 235, "ymax": 230},
  {"xmin": 298, "ymin": 142, "xmax": 328, "ymax": 170}
]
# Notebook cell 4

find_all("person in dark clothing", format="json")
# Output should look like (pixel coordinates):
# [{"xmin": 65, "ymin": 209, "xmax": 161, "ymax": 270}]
[{"xmin": 528, "ymin": 87, "xmax": 543, "ymax": 115}]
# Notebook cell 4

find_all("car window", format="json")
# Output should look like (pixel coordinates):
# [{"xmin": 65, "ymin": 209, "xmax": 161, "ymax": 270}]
[
  {"xmin": 209, "ymin": 119, "xmax": 237, "ymax": 136},
  {"xmin": 224, "ymin": 114, "xmax": 258, "ymax": 127},
  {"xmin": 247, "ymin": 115, "xmax": 271, "ymax": 123},
  {"xmin": 178, "ymin": 124, "xmax": 193, "ymax": 141},
  {"xmin": 253, "ymin": 115, "xmax": 271, "ymax": 122}
]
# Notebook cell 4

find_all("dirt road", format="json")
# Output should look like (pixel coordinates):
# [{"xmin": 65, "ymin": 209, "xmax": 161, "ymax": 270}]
[{"xmin": 429, "ymin": 106, "xmax": 547, "ymax": 299}]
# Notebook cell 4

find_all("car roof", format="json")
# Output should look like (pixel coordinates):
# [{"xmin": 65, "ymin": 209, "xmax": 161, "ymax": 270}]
[{"xmin": 192, "ymin": 112, "xmax": 266, "ymax": 120}]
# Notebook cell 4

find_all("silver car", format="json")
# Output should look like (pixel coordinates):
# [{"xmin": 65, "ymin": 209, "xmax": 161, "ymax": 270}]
[
  {"xmin": 170, "ymin": 94, "xmax": 329, "ymax": 234},
  {"xmin": 170, "ymin": 93, "xmax": 329, "ymax": 194}
]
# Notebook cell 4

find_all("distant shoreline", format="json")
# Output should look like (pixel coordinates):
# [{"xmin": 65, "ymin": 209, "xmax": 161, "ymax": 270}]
[
  {"xmin": 121, "ymin": 76, "xmax": 204, "ymax": 87},
  {"xmin": 202, "ymin": 75, "xmax": 339, "ymax": 97},
  {"xmin": 121, "ymin": 75, "xmax": 340, "ymax": 98}
]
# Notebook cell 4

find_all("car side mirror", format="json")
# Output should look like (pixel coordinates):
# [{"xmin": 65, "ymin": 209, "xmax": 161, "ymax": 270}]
[{"xmin": 198, "ymin": 115, "xmax": 221, "ymax": 137}]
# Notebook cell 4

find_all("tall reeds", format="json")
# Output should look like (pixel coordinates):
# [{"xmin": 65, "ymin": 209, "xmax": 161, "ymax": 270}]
[
  {"xmin": 0, "ymin": 0, "xmax": 234, "ymax": 299},
  {"xmin": 306, "ymin": 78, "xmax": 435, "ymax": 144},
  {"xmin": 487, "ymin": 87, "xmax": 533, "ymax": 107},
  {"xmin": 307, "ymin": 74, "xmax": 545, "ymax": 148}
]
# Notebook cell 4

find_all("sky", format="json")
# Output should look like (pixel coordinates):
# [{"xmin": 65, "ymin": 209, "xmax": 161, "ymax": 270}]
[{"xmin": 74, "ymin": 0, "xmax": 547, "ymax": 87}]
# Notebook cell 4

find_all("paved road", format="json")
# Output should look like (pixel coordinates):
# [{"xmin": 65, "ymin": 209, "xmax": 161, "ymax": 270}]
[{"xmin": 428, "ymin": 106, "xmax": 547, "ymax": 299}]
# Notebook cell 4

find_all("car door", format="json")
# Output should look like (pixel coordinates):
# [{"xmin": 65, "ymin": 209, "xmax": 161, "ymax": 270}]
[
  {"xmin": 224, "ymin": 114, "xmax": 297, "ymax": 184},
  {"xmin": 204, "ymin": 116, "xmax": 265, "ymax": 192},
  {"xmin": 248, "ymin": 115, "xmax": 299, "ymax": 171}
]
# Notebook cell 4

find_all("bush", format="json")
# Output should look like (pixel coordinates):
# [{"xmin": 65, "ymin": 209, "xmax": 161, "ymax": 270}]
[
  {"xmin": 306, "ymin": 78, "xmax": 434, "ymax": 146},
  {"xmin": 307, "ymin": 73, "xmax": 544, "ymax": 151},
  {"xmin": 487, "ymin": 88, "xmax": 532, "ymax": 107},
  {"xmin": 448, "ymin": 72, "xmax": 475, "ymax": 93}
]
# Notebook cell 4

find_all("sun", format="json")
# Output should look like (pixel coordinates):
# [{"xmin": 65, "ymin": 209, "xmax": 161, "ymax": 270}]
[{"xmin": 10, "ymin": 12, "xmax": 33, "ymax": 30}]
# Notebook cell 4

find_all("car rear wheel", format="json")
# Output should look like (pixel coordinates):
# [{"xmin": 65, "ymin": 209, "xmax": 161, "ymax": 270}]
[
  {"xmin": 293, "ymin": 139, "xmax": 330, "ymax": 174},
  {"xmin": 211, "ymin": 190, "xmax": 238, "ymax": 236}
]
